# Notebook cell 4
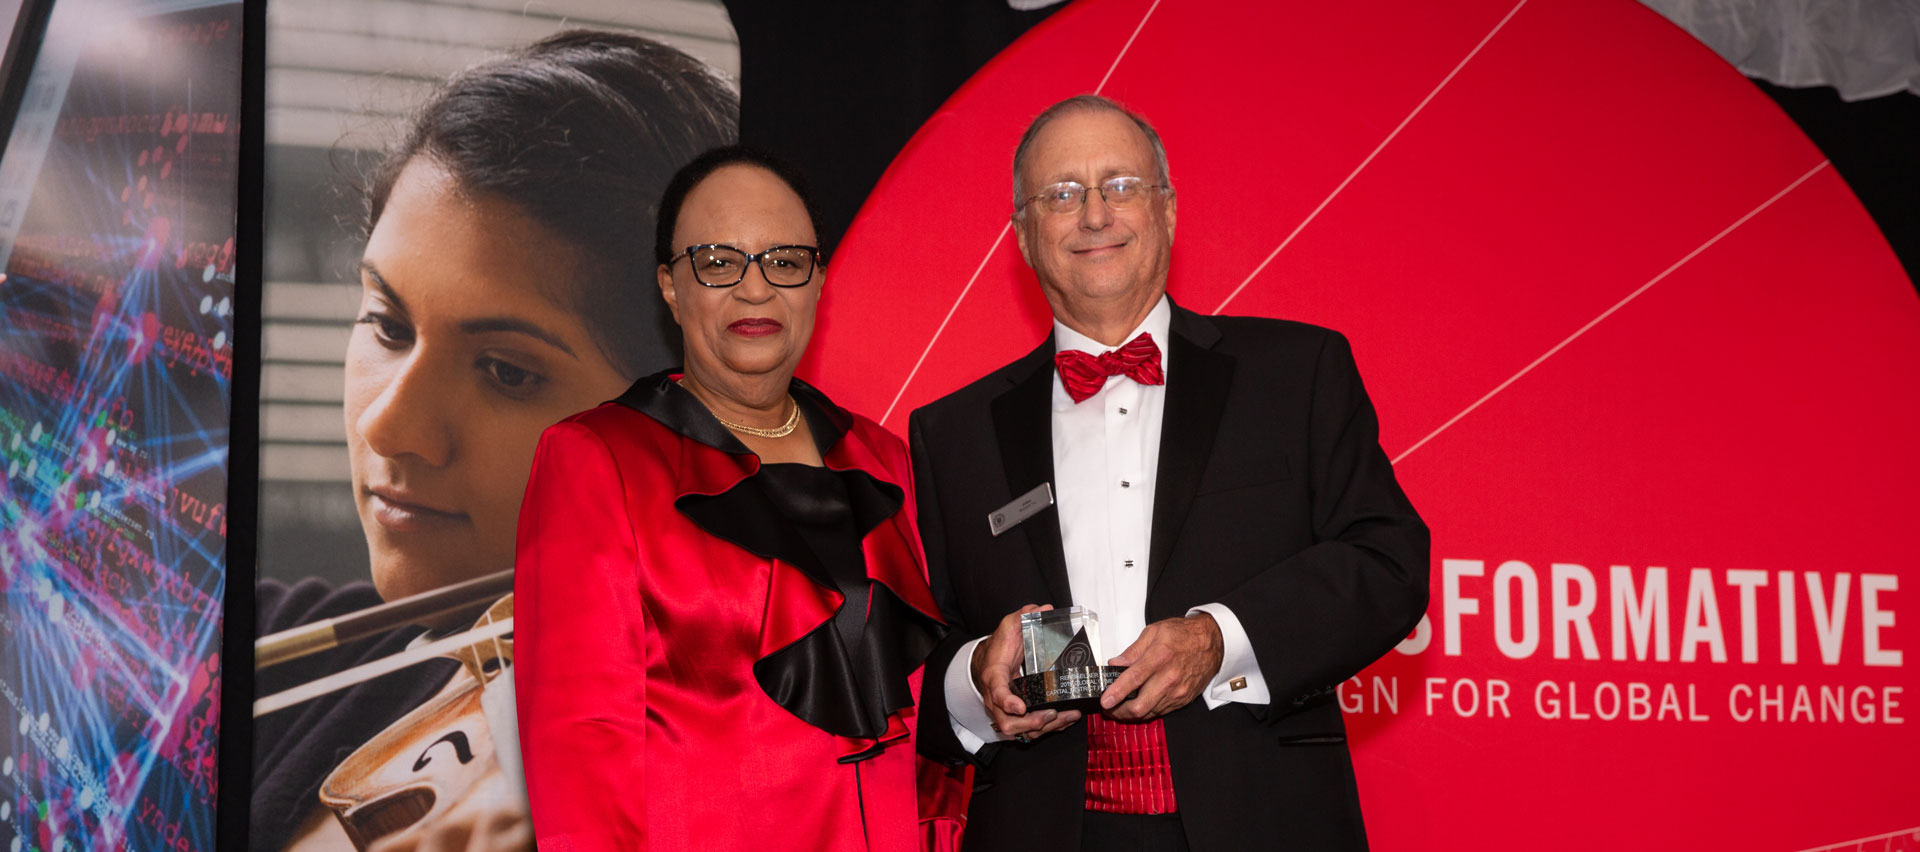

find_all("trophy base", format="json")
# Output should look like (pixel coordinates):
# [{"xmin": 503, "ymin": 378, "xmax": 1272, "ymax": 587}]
[{"xmin": 1013, "ymin": 666, "xmax": 1128, "ymax": 713}]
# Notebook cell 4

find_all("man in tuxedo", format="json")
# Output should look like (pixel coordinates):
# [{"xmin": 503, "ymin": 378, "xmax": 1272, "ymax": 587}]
[{"xmin": 909, "ymin": 95, "xmax": 1431, "ymax": 851}]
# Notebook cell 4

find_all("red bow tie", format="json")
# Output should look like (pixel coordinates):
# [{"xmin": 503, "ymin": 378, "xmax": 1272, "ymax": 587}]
[{"xmin": 1055, "ymin": 333, "xmax": 1165, "ymax": 403}]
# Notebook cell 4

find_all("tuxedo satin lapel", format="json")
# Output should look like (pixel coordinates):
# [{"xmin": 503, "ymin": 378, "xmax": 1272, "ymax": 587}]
[
  {"xmin": 1148, "ymin": 309, "xmax": 1232, "ymax": 596},
  {"xmin": 991, "ymin": 343, "xmax": 1073, "ymax": 608}
]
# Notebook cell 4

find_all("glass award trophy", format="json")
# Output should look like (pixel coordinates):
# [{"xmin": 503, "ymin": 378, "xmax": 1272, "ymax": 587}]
[{"xmin": 1012, "ymin": 606, "xmax": 1127, "ymax": 712}]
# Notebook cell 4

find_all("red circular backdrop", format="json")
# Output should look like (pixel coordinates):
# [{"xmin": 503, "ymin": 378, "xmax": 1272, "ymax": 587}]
[{"xmin": 799, "ymin": 0, "xmax": 1920, "ymax": 848}]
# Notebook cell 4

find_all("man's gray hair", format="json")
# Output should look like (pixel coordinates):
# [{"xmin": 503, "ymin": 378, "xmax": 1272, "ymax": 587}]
[{"xmin": 1011, "ymin": 94, "xmax": 1172, "ymax": 216}]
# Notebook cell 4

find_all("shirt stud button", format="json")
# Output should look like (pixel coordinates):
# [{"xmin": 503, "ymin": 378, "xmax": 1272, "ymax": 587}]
[
  {"xmin": 1118, "ymin": 407, "xmax": 1129, "ymax": 414},
  {"xmin": 1120, "ymin": 480, "xmax": 1130, "ymax": 488}
]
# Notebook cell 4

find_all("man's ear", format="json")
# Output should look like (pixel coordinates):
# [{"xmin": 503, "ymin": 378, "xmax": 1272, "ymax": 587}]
[{"xmin": 1013, "ymin": 214, "xmax": 1034, "ymax": 268}]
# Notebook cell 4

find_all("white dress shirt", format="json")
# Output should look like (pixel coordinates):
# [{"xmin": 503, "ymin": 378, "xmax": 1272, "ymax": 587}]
[{"xmin": 945, "ymin": 296, "xmax": 1270, "ymax": 751}]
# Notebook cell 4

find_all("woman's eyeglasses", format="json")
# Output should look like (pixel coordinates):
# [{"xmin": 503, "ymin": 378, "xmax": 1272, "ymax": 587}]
[{"xmin": 671, "ymin": 244, "xmax": 821, "ymax": 288}]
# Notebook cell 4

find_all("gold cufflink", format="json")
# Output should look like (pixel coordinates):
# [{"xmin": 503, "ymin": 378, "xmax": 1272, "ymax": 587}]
[{"xmin": 1230, "ymin": 677, "xmax": 1247, "ymax": 691}]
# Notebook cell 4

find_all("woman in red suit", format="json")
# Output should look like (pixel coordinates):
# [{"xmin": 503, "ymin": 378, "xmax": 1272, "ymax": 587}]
[{"xmin": 513, "ymin": 146, "xmax": 952, "ymax": 851}]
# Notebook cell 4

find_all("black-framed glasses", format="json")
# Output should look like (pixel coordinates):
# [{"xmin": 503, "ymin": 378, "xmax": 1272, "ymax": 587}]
[
  {"xmin": 670, "ymin": 243, "xmax": 821, "ymax": 288},
  {"xmin": 1018, "ymin": 176, "xmax": 1168, "ymax": 217}
]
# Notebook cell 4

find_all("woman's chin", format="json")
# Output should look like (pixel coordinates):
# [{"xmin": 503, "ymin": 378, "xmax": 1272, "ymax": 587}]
[
  {"xmin": 368, "ymin": 543, "xmax": 498, "ymax": 605},
  {"xmin": 711, "ymin": 350, "xmax": 801, "ymax": 381}
]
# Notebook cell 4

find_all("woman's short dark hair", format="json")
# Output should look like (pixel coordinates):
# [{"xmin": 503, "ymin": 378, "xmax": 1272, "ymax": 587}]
[
  {"xmin": 653, "ymin": 145, "xmax": 827, "ymax": 268},
  {"xmin": 365, "ymin": 29, "xmax": 737, "ymax": 376}
]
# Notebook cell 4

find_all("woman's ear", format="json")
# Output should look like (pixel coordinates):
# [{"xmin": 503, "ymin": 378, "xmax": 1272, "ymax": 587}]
[{"xmin": 657, "ymin": 263, "xmax": 682, "ymax": 325}]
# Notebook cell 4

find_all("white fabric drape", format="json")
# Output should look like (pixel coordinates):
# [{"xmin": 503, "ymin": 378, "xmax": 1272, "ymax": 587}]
[{"xmin": 1643, "ymin": 0, "xmax": 1920, "ymax": 100}]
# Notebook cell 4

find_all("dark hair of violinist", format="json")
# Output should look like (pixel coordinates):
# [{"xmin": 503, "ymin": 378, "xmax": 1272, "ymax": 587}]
[
  {"xmin": 351, "ymin": 30, "xmax": 738, "ymax": 604},
  {"xmin": 252, "ymin": 30, "xmax": 736, "ymax": 852}
]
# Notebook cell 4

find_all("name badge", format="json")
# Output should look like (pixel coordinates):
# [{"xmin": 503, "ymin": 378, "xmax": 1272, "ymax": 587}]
[{"xmin": 988, "ymin": 482, "xmax": 1054, "ymax": 537}]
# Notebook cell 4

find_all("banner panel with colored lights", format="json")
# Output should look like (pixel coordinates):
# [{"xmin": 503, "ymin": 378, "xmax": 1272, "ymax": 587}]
[{"xmin": 0, "ymin": 1, "xmax": 240, "ymax": 849}]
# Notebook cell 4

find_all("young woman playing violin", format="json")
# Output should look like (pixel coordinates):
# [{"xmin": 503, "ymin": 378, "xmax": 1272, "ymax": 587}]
[{"xmin": 250, "ymin": 31, "xmax": 736, "ymax": 852}]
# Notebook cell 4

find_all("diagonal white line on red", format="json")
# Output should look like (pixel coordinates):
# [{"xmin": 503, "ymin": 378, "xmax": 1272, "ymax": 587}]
[
  {"xmin": 1095, "ymin": 0, "xmax": 1164, "ymax": 94},
  {"xmin": 878, "ymin": 221, "xmax": 1012, "ymax": 426},
  {"xmin": 1211, "ymin": 0, "xmax": 1531, "ymax": 316},
  {"xmin": 878, "ymin": 0, "xmax": 1165, "ymax": 427},
  {"xmin": 1791, "ymin": 824, "xmax": 1920, "ymax": 852},
  {"xmin": 1390, "ymin": 159, "xmax": 1831, "ymax": 466}
]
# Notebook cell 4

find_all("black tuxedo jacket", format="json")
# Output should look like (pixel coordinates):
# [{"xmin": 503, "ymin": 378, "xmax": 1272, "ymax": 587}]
[{"xmin": 909, "ymin": 304, "xmax": 1430, "ymax": 851}]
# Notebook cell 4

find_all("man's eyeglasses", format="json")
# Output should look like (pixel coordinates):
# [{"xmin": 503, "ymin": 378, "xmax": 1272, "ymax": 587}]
[
  {"xmin": 1018, "ymin": 176, "xmax": 1168, "ymax": 217},
  {"xmin": 670, "ymin": 244, "xmax": 821, "ymax": 288}
]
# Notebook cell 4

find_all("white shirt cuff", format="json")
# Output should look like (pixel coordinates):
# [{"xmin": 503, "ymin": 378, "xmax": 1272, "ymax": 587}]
[
  {"xmin": 944, "ymin": 635, "xmax": 1007, "ymax": 753},
  {"xmin": 1188, "ymin": 603, "xmax": 1270, "ymax": 709}
]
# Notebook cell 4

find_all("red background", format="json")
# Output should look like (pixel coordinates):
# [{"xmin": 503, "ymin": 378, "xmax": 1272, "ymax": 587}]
[{"xmin": 799, "ymin": 0, "xmax": 1920, "ymax": 848}]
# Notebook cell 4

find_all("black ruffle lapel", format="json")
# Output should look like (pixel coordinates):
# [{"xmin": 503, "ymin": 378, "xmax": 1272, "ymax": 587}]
[
  {"xmin": 614, "ymin": 369, "xmax": 944, "ymax": 741},
  {"xmin": 612, "ymin": 368, "xmax": 849, "ymax": 458},
  {"xmin": 752, "ymin": 580, "xmax": 941, "ymax": 742}
]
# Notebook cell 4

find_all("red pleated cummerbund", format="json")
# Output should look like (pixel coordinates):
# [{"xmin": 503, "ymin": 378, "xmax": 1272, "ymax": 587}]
[{"xmin": 1084, "ymin": 714, "xmax": 1177, "ymax": 814}]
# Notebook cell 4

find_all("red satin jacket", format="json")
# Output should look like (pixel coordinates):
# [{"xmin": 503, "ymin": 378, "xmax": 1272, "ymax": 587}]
[{"xmin": 514, "ymin": 373, "xmax": 956, "ymax": 852}]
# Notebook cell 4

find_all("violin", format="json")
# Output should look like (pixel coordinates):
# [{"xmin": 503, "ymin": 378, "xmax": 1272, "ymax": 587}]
[{"xmin": 255, "ymin": 571, "xmax": 528, "ymax": 851}]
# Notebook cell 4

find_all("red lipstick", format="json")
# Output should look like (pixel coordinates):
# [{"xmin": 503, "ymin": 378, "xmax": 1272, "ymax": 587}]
[{"xmin": 729, "ymin": 318, "xmax": 783, "ymax": 337}]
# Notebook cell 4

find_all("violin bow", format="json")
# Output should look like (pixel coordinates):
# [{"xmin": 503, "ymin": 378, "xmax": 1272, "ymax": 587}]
[
  {"xmin": 253, "ymin": 617, "xmax": 514, "ymax": 717},
  {"xmin": 255, "ymin": 569, "xmax": 515, "ymax": 669}
]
